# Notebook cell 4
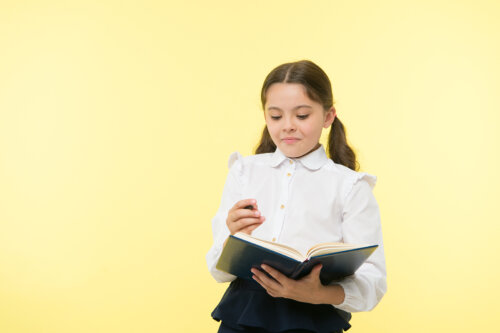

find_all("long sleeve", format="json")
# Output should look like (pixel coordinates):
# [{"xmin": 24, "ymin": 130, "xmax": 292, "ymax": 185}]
[
  {"xmin": 334, "ymin": 176, "xmax": 387, "ymax": 312},
  {"xmin": 206, "ymin": 153, "xmax": 244, "ymax": 282}
]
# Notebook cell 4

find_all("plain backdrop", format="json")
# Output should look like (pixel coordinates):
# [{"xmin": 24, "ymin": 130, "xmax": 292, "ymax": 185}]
[{"xmin": 1, "ymin": 0, "xmax": 499, "ymax": 332}]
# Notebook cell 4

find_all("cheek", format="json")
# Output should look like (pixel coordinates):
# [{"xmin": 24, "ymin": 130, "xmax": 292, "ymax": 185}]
[
  {"xmin": 300, "ymin": 121, "xmax": 323, "ymax": 139},
  {"xmin": 299, "ymin": 123, "xmax": 314, "ymax": 135},
  {"xmin": 266, "ymin": 122, "xmax": 279, "ymax": 138}
]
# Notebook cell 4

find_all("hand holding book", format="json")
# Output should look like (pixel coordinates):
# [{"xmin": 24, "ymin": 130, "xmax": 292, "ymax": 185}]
[
  {"xmin": 251, "ymin": 263, "xmax": 346, "ymax": 305},
  {"xmin": 217, "ymin": 232, "xmax": 378, "ymax": 285}
]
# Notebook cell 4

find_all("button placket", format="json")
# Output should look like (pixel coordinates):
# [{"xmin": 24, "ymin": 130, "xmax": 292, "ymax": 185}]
[{"xmin": 271, "ymin": 161, "xmax": 295, "ymax": 243}]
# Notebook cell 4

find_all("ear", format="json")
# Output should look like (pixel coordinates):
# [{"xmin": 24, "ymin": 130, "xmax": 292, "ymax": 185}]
[{"xmin": 323, "ymin": 107, "xmax": 336, "ymax": 128}]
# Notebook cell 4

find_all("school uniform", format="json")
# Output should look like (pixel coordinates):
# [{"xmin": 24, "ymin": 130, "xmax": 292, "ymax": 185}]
[{"xmin": 207, "ymin": 146, "xmax": 387, "ymax": 332}]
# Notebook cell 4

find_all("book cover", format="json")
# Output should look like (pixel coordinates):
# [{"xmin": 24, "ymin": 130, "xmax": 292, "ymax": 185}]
[{"xmin": 216, "ymin": 234, "xmax": 378, "ymax": 285}]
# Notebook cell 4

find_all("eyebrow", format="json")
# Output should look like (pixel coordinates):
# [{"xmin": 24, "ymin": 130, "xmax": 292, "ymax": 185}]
[{"xmin": 266, "ymin": 105, "xmax": 313, "ymax": 111}]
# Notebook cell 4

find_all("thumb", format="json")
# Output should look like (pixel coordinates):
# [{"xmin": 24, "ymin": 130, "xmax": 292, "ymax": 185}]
[
  {"xmin": 312, "ymin": 264, "xmax": 323, "ymax": 276},
  {"xmin": 311, "ymin": 264, "xmax": 323, "ymax": 284}
]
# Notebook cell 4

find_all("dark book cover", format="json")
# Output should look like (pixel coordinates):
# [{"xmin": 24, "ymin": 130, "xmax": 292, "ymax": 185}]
[{"xmin": 216, "ymin": 235, "xmax": 378, "ymax": 285}]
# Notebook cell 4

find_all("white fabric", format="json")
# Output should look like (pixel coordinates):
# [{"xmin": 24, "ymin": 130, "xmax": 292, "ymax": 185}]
[{"xmin": 206, "ymin": 145, "xmax": 387, "ymax": 312}]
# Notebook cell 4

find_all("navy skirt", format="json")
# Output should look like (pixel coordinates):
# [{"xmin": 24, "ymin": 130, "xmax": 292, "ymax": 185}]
[{"xmin": 212, "ymin": 278, "xmax": 351, "ymax": 333}]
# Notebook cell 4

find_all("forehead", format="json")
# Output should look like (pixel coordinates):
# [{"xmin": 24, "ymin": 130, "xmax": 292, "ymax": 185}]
[{"xmin": 265, "ymin": 83, "xmax": 320, "ymax": 109}]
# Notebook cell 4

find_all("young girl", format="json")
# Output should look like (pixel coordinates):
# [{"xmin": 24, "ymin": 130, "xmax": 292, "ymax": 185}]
[{"xmin": 206, "ymin": 60, "xmax": 387, "ymax": 333}]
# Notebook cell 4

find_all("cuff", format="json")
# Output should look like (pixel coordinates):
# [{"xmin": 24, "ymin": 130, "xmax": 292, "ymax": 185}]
[{"xmin": 333, "ymin": 279, "xmax": 358, "ymax": 313}]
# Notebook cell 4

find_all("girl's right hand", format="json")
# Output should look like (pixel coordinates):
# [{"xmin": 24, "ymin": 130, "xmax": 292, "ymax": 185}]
[{"xmin": 226, "ymin": 199, "xmax": 265, "ymax": 235}]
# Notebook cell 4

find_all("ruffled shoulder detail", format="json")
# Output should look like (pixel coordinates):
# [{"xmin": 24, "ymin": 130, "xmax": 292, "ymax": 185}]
[
  {"xmin": 227, "ymin": 151, "xmax": 242, "ymax": 169},
  {"xmin": 341, "ymin": 171, "xmax": 377, "ymax": 204},
  {"xmin": 227, "ymin": 151, "xmax": 245, "ymax": 174},
  {"xmin": 331, "ymin": 163, "xmax": 376, "ymax": 188},
  {"xmin": 353, "ymin": 172, "xmax": 377, "ymax": 189},
  {"xmin": 227, "ymin": 152, "xmax": 247, "ymax": 185}
]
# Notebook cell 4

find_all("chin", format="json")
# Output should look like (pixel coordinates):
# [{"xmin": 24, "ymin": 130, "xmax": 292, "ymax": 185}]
[
  {"xmin": 280, "ymin": 144, "xmax": 319, "ymax": 158},
  {"xmin": 280, "ymin": 148, "xmax": 305, "ymax": 158}
]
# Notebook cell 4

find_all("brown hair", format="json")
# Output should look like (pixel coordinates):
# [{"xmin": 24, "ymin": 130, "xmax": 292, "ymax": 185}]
[{"xmin": 255, "ymin": 60, "xmax": 359, "ymax": 171}]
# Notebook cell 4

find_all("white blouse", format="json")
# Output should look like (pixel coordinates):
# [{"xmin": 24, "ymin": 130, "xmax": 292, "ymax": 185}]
[{"xmin": 206, "ymin": 145, "xmax": 387, "ymax": 313}]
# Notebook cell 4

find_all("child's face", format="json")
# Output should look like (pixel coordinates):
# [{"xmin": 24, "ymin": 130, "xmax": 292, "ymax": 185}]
[{"xmin": 264, "ymin": 83, "xmax": 335, "ymax": 158}]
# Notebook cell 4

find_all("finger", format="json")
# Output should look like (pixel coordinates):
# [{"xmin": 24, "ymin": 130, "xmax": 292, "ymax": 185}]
[
  {"xmin": 227, "ymin": 200, "xmax": 256, "ymax": 218},
  {"xmin": 241, "ymin": 218, "xmax": 266, "ymax": 234},
  {"xmin": 312, "ymin": 264, "xmax": 322, "ymax": 274},
  {"xmin": 251, "ymin": 269, "xmax": 281, "ymax": 296},
  {"xmin": 232, "ymin": 208, "xmax": 262, "ymax": 221},
  {"xmin": 240, "ymin": 225, "xmax": 257, "ymax": 234},
  {"xmin": 230, "ymin": 219, "xmax": 263, "ymax": 235},
  {"xmin": 261, "ymin": 264, "xmax": 286, "ymax": 284},
  {"xmin": 235, "ymin": 217, "xmax": 263, "ymax": 229},
  {"xmin": 234, "ymin": 199, "xmax": 257, "ymax": 210},
  {"xmin": 240, "ymin": 216, "xmax": 265, "ymax": 228},
  {"xmin": 307, "ymin": 264, "xmax": 323, "ymax": 283},
  {"xmin": 228, "ymin": 219, "xmax": 263, "ymax": 235},
  {"xmin": 227, "ymin": 209, "xmax": 260, "ymax": 228},
  {"xmin": 226, "ymin": 209, "xmax": 260, "ymax": 229},
  {"xmin": 300, "ymin": 264, "xmax": 321, "ymax": 279},
  {"xmin": 252, "ymin": 267, "xmax": 282, "ymax": 289},
  {"xmin": 242, "ymin": 203, "xmax": 260, "ymax": 211},
  {"xmin": 240, "ymin": 225, "xmax": 262, "ymax": 235},
  {"xmin": 252, "ymin": 275, "xmax": 279, "ymax": 298},
  {"xmin": 251, "ymin": 273, "xmax": 269, "ymax": 292}
]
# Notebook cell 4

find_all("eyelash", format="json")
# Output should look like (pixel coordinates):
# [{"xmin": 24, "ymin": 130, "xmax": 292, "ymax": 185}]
[{"xmin": 270, "ymin": 115, "xmax": 309, "ymax": 120}]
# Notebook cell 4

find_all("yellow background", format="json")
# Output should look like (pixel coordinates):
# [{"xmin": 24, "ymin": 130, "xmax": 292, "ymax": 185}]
[{"xmin": 1, "ymin": 0, "xmax": 499, "ymax": 332}]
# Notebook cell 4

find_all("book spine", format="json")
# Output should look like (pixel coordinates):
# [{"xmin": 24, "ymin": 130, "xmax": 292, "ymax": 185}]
[{"xmin": 290, "ymin": 259, "xmax": 312, "ymax": 280}]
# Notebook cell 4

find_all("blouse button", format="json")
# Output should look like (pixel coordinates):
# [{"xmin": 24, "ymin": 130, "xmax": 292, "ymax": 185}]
[
  {"xmin": 289, "ymin": 160, "xmax": 293, "ymax": 164},
  {"xmin": 280, "ymin": 204, "xmax": 285, "ymax": 209},
  {"xmin": 287, "ymin": 173, "xmax": 291, "ymax": 177},
  {"xmin": 272, "ymin": 237, "xmax": 276, "ymax": 242}
]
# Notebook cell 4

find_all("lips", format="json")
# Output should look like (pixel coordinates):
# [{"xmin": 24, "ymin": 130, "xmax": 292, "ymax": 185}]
[{"xmin": 282, "ymin": 137, "xmax": 300, "ymax": 144}]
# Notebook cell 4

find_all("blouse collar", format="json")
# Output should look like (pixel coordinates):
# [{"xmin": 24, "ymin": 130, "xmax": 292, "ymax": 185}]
[{"xmin": 270, "ymin": 145, "xmax": 329, "ymax": 170}]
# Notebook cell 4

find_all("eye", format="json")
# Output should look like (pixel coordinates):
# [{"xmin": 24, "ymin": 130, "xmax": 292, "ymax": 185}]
[
  {"xmin": 297, "ymin": 114, "xmax": 309, "ymax": 120},
  {"xmin": 270, "ymin": 115, "xmax": 282, "ymax": 120}
]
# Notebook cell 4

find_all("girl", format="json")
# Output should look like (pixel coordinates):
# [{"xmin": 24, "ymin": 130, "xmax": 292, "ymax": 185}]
[{"xmin": 206, "ymin": 60, "xmax": 387, "ymax": 333}]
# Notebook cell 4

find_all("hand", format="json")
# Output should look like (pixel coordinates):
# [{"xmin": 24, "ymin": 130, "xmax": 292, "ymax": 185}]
[
  {"xmin": 226, "ymin": 199, "xmax": 265, "ymax": 235},
  {"xmin": 251, "ymin": 264, "xmax": 345, "ymax": 305},
  {"xmin": 251, "ymin": 264, "xmax": 324, "ymax": 304}
]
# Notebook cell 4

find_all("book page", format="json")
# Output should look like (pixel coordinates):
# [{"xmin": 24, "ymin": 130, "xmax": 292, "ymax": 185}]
[
  {"xmin": 306, "ymin": 242, "xmax": 370, "ymax": 258},
  {"xmin": 234, "ymin": 232, "xmax": 306, "ymax": 261}
]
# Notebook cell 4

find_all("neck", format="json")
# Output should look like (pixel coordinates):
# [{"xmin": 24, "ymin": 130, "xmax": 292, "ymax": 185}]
[{"xmin": 289, "ymin": 143, "xmax": 321, "ymax": 159}]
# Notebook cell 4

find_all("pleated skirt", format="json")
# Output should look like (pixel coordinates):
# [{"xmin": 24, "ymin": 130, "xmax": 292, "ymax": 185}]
[{"xmin": 211, "ymin": 278, "xmax": 351, "ymax": 333}]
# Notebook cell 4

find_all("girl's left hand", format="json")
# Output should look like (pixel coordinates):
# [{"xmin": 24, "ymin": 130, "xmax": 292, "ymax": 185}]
[{"xmin": 251, "ymin": 264, "xmax": 328, "ymax": 304}]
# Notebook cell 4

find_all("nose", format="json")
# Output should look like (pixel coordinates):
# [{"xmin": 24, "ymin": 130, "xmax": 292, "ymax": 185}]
[{"xmin": 283, "ymin": 115, "xmax": 296, "ymax": 132}]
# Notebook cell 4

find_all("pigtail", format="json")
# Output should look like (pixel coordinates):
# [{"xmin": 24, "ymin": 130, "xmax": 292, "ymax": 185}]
[
  {"xmin": 255, "ymin": 125, "xmax": 276, "ymax": 154},
  {"xmin": 328, "ymin": 117, "xmax": 359, "ymax": 171}
]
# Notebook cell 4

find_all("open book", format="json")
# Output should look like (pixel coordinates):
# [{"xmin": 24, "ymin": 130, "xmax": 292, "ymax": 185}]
[{"xmin": 216, "ymin": 232, "xmax": 378, "ymax": 284}]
